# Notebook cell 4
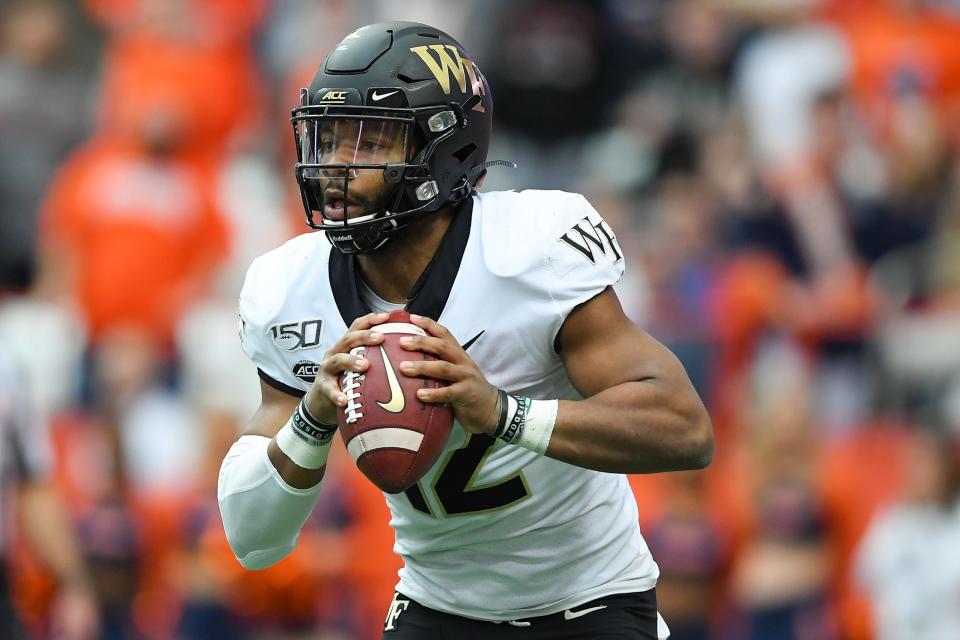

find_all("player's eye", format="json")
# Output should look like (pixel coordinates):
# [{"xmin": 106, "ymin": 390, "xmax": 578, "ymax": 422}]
[
  {"xmin": 319, "ymin": 139, "xmax": 335, "ymax": 154},
  {"xmin": 359, "ymin": 139, "xmax": 383, "ymax": 152}
]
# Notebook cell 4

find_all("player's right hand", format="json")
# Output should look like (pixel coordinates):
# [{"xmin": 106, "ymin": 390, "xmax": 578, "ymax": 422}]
[{"xmin": 303, "ymin": 312, "xmax": 389, "ymax": 424}]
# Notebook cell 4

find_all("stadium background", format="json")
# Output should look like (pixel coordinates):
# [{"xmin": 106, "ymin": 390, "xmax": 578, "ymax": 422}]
[{"xmin": 2, "ymin": 0, "xmax": 960, "ymax": 638}]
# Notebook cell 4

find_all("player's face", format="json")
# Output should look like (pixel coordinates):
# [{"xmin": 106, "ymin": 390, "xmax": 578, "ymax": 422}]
[{"xmin": 312, "ymin": 119, "xmax": 408, "ymax": 221}]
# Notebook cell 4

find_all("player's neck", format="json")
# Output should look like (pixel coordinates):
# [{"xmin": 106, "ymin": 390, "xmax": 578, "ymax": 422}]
[{"xmin": 356, "ymin": 207, "xmax": 455, "ymax": 304}]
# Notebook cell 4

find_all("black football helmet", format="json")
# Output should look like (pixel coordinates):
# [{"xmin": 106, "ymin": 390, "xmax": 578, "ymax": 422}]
[{"xmin": 292, "ymin": 21, "xmax": 501, "ymax": 254}]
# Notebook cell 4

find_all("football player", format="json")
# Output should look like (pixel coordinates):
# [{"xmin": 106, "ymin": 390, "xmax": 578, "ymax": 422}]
[{"xmin": 218, "ymin": 21, "xmax": 713, "ymax": 640}]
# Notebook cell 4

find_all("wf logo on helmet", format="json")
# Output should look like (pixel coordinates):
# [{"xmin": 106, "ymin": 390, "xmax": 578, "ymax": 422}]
[{"xmin": 409, "ymin": 45, "xmax": 486, "ymax": 111}]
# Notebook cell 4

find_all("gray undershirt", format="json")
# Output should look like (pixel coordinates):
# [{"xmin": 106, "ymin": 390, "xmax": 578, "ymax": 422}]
[{"xmin": 357, "ymin": 278, "xmax": 406, "ymax": 314}]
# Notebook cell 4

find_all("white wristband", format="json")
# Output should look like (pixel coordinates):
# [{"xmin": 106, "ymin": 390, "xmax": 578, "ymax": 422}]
[
  {"xmin": 275, "ymin": 400, "xmax": 337, "ymax": 470},
  {"xmin": 497, "ymin": 395, "xmax": 558, "ymax": 456}
]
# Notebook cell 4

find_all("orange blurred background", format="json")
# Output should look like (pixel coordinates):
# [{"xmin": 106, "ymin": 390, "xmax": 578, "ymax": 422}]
[{"xmin": 3, "ymin": 1, "xmax": 960, "ymax": 638}]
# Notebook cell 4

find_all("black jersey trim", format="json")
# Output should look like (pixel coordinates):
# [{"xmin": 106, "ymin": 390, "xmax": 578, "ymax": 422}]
[
  {"xmin": 258, "ymin": 368, "xmax": 306, "ymax": 398},
  {"xmin": 553, "ymin": 324, "xmax": 565, "ymax": 354},
  {"xmin": 406, "ymin": 197, "xmax": 473, "ymax": 319},
  {"xmin": 328, "ymin": 251, "xmax": 368, "ymax": 327},
  {"xmin": 328, "ymin": 198, "xmax": 474, "ymax": 325}
]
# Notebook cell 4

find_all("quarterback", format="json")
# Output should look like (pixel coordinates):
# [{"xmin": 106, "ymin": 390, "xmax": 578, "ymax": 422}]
[{"xmin": 218, "ymin": 22, "xmax": 712, "ymax": 640}]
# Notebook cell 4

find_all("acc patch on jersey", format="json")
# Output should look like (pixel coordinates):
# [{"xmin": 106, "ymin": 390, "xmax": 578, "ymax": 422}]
[{"xmin": 292, "ymin": 360, "xmax": 320, "ymax": 384}]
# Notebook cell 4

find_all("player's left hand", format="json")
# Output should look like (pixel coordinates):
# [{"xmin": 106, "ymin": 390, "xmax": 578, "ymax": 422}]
[{"xmin": 397, "ymin": 314, "xmax": 499, "ymax": 436}]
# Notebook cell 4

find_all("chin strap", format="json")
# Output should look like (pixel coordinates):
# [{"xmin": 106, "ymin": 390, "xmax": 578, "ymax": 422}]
[
  {"xmin": 469, "ymin": 159, "xmax": 517, "ymax": 181},
  {"xmin": 450, "ymin": 160, "xmax": 517, "ymax": 202}
]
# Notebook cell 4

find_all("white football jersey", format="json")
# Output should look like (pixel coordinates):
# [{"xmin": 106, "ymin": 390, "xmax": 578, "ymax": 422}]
[{"xmin": 239, "ymin": 190, "xmax": 660, "ymax": 621}]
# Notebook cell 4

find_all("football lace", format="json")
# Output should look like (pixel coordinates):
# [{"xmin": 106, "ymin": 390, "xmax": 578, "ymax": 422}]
[{"xmin": 342, "ymin": 346, "xmax": 365, "ymax": 424}]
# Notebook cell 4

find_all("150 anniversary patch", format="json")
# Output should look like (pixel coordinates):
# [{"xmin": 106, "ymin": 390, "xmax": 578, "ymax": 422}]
[{"xmin": 269, "ymin": 319, "xmax": 323, "ymax": 352}]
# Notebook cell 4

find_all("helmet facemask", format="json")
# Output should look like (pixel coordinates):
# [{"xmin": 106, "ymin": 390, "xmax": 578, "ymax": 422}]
[{"xmin": 292, "ymin": 101, "xmax": 461, "ymax": 254}]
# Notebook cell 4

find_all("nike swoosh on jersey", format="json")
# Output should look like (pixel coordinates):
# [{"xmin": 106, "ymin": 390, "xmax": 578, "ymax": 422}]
[
  {"xmin": 563, "ymin": 605, "xmax": 608, "ymax": 621},
  {"xmin": 371, "ymin": 90, "xmax": 399, "ymax": 101},
  {"xmin": 460, "ymin": 330, "xmax": 485, "ymax": 352},
  {"xmin": 377, "ymin": 345, "xmax": 405, "ymax": 413}
]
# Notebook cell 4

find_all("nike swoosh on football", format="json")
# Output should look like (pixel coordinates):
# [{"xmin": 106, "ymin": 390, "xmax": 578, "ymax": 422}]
[
  {"xmin": 563, "ymin": 605, "xmax": 608, "ymax": 621},
  {"xmin": 460, "ymin": 330, "xmax": 485, "ymax": 352},
  {"xmin": 377, "ymin": 345, "xmax": 405, "ymax": 413},
  {"xmin": 371, "ymin": 90, "xmax": 399, "ymax": 101}
]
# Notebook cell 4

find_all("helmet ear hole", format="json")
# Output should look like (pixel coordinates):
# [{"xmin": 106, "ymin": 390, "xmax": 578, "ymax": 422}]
[{"xmin": 453, "ymin": 143, "xmax": 477, "ymax": 164}]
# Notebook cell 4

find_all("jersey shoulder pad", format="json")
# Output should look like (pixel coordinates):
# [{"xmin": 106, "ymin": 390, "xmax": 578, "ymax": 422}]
[
  {"xmin": 476, "ymin": 190, "xmax": 585, "ymax": 276},
  {"xmin": 476, "ymin": 190, "xmax": 625, "ymax": 352},
  {"xmin": 476, "ymin": 189, "xmax": 624, "ymax": 278},
  {"xmin": 238, "ymin": 232, "xmax": 330, "ymax": 382}
]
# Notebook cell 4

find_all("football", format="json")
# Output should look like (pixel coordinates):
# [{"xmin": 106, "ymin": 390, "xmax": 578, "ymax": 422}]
[{"xmin": 338, "ymin": 311, "xmax": 454, "ymax": 493}]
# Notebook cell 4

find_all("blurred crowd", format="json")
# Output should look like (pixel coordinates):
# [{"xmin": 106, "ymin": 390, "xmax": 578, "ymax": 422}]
[{"xmin": 2, "ymin": 0, "xmax": 960, "ymax": 639}]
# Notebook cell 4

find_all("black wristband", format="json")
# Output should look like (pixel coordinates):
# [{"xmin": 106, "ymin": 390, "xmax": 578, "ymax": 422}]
[
  {"xmin": 499, "ymin": 395, "xmax": 527, "ymax": 443},
  {"xmin": 299, "ymin": 398, "xmax": 338, "ymax": 430},
  {"xmin": 493, "ymin": 389, "xmax": 509, "ymax": 438},
  {"xmin": 291, "ymin": 399, "xmax": 338, "ymax": 445}
]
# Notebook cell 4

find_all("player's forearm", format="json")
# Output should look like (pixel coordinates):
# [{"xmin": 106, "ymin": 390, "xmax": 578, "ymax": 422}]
[
  {"xmin": 268, "ymin": 440, "xmax": 327, "ymax": 489},
  {"xmin": 218, "ymin": 435, "xmax": 323, "ymax": 569},
  {"xmin": 547, "ymin": 381, "xmax": 713, "ymax": 474}
]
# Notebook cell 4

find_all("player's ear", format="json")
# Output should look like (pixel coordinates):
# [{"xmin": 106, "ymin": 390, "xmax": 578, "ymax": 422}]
[{"xmin": 475, "ymin": 174, "xmax": 486, "ymax": 188}]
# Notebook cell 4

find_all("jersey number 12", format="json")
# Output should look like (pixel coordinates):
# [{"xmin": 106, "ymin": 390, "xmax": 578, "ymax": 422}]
[{"xmin": 405, "ymin": 434, "xmax": 530, "ymax": 517}]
